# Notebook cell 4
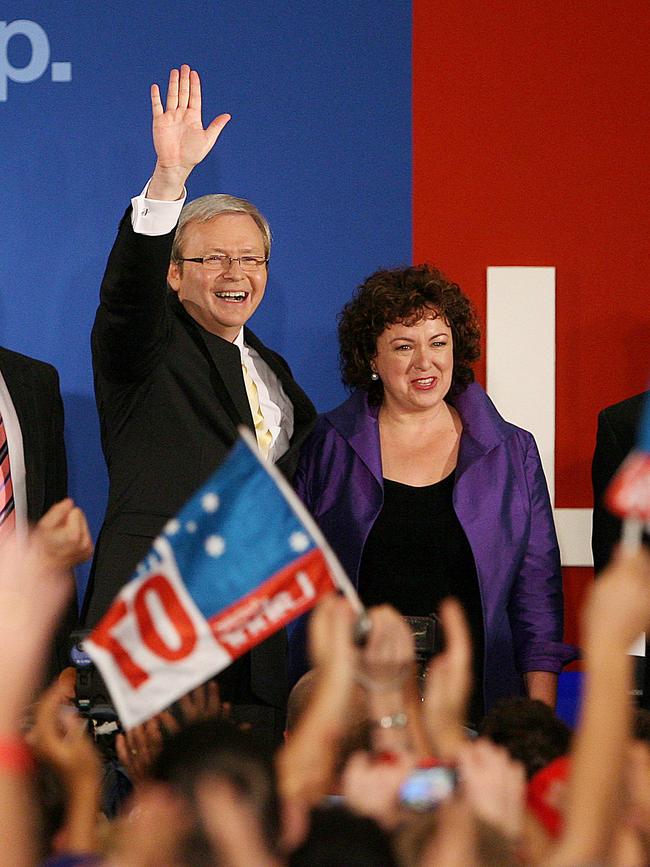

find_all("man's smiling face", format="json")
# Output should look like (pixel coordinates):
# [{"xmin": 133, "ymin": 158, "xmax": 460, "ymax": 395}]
[{"xmin": 168, "ymin": 213, "xmax": 268, "ymax": 341}]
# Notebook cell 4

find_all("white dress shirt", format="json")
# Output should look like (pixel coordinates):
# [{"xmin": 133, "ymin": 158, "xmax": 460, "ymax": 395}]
[{"xmin": 130, "ymin": 182, "xmax": 294, "ymax": 462}]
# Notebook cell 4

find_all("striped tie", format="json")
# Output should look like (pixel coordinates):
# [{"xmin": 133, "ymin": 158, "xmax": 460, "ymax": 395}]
[
  {"xmin": 0, "ymin": 413, "xmax": 15, "ymax": 535},
  {"xmin": 241, "ymin": 362, "xmax": 273, "ymax": 459}
]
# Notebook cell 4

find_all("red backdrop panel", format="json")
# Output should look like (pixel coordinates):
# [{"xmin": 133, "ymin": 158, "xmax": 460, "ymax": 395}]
[
  {"xmin": 413, "ymin": 0, "xmax": 649, "ymax": 505},
  {"xmin": 413, "ymin": 0, "xmax": 649, "ymax": 648}
]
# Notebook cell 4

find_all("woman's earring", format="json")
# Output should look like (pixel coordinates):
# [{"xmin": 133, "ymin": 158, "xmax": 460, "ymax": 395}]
[{"xmin": 370, "ymin": 371, "xmax": 379, "ymax": 381}]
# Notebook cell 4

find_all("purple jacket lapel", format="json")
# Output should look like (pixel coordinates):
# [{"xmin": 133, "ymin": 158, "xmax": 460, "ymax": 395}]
[
  {"xmin": 449, "ymin": 383, "xmax": 512, "ymax": 477},
  {"xmin": 325, "ymin": 390, "xmax": 383, "ymax": 486}
]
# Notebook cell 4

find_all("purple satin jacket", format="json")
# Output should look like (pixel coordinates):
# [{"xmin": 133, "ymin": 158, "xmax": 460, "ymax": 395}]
[{"xmin": 291, "ymin": 382, "xmax": 577, "ymax": 711}]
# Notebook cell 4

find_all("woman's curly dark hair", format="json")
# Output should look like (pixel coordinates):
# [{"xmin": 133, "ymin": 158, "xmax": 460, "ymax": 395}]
[{"xmin": 338, "ymin": 264, "xmax": 481, "ymax": 404}]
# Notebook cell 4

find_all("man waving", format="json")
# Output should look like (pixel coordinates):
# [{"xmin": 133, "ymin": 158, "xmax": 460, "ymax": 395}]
[{"xmin": 82, "ymin": 66, "xmax": 315, "ymax": 745}]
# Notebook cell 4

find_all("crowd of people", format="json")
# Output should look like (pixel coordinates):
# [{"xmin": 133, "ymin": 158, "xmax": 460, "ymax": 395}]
[
  {"xmin": 2, "ymin": 524, "xmax": 650, "ymax": 865},
  {"xmin": 1, "ymin": 63, "xmax": 648, "ymax": 865}
]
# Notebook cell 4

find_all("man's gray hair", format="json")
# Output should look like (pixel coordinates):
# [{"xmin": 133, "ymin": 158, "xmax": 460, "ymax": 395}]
[{"xmin": 171, "ymin": 194, "xmax": 272, "ymax": 263}]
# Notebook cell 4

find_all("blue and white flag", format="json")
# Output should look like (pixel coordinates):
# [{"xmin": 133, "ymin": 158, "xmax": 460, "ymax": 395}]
[{"xmin": 85, "ymin": 430, "xmax": 356, "ymax": 729}]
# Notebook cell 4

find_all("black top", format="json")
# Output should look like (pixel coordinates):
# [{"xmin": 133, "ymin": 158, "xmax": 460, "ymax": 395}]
[{"xmin": 358, "ymin": 472, "xmax": 484, "ymax": 722}]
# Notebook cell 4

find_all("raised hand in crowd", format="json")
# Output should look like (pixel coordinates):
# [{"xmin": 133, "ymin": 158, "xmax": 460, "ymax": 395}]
[
  {"xmin": 411, "ymin": 739, "xmax": 524, "ymax": 867},
  {"xmin": 195, "ymin": 777, "xmax": 284, "ymax": 867},
  {"xmin": 34, "ymin": 497, "xmax": 94, "ymax": 573},
  {"xmin": 172, "ymin": 678, "xmax": 221, "ymax": 726},
  {"xmin": 116, "ymin": 681, "xmax": 222, "ymax": 788},
  {"xmin": 340, "ymin": 747, "xmax": 415, "ymax": 832},
  {"xmin": 29, "ymin": 674, "xmax": 103, "ymax": 856},
  {"xmin": 456, "ymin": 738, "xmax": 526, "ymax": 845},
  {"xmin": 276, "ymin": 593, "xmax": 359, "ymax": 809},
  {"xmin": 625, "ymin": 739, "xmax": 650, "ymax": 846},
  {"xmin": 105, "ymin": 782, "xmax": 191, "ymax": 867},
  {"xmin": 116, "ymin": 716, "xmax": 167, "ymax": 790},
  {"xmin": 148, "ymin": 64, "xmax": 231, "ymax": 201},
  {"xmin": 546, "ymin": 547, "xmax": 650, "ymax": 866},
  {"xmin": 357, "ymin": 603, "xmax": 431, "ymax": 762},
  {"xmin": 0, "ymin": 528, "xmax": 78, "ymax": 730},
  {"xmin": 0, "ymin": 528, "xmax": 78, "ymax": 867},
  {"xmin": 422, "ymin": 597, "xmax": 472, "ymax": 762}
]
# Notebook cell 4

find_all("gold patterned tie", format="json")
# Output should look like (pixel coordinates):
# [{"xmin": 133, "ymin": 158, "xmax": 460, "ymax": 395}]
[{"xmin": 241, "ymin": 362, "xmax": 273, "ymax": 458}]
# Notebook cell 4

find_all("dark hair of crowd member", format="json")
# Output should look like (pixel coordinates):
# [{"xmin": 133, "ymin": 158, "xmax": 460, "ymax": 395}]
[
  {"xmin": 479, "ymin": 697, "xmax": 572, "ymax": 780},
  {"xmin": 289, "ymin": 804, "xmax": 398, "ymax": 867},
  {"xmin": 152, "ymin": 717, "xmax": 282, "ymax": 861}
]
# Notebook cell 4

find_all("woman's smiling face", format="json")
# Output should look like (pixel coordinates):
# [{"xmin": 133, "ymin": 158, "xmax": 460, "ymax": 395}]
[{"xmin": 373, "ymin": 311, "xmax": 454, "ymax": 413}]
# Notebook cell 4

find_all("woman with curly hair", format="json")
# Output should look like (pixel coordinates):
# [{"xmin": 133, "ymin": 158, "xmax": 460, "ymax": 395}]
[{"xmin": 290, "ymin": 265, "xmax": 575, "ymax": 723}]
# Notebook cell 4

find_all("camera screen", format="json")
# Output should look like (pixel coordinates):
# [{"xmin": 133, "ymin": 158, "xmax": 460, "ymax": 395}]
[{"xmin": 399, "ymin": 765, "xmax": 457, "ymax": 811}]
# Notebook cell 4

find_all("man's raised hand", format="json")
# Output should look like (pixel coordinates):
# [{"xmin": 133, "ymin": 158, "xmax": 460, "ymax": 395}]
[{"xmin": 148, "ymin": 65, "xmax": 231, "ymax": 201}]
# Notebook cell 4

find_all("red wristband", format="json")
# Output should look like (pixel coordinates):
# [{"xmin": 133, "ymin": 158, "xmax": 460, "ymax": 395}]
[{"xmin": 0, "ymin": 736, "xmax": 35, "ymax": 774}]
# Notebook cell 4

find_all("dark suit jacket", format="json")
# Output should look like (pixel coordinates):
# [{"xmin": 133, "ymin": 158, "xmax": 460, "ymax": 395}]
[
  {"xmin": 0, "ymin": 345, "xmax": 72, "ymax": 673},
  {"xmin": 591, "ymin": 391, "xmax": 648, "ymax": 573},
  {"xmin": 80, "ymin": 210, "xmax": 316, "ymax": 709},
  {"xmin": 592, "ymin": 391, "xmax": 650, "ymax": 708},
  {"xmin": 0, "ymin": 346, "xmax": 67, "ymax": 522}
]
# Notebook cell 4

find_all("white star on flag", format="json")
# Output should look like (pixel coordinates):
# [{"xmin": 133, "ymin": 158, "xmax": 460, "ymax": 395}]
[
  {"xmin": 289, "ymin": 531, "xmax": 310, "ymax": 552},
  {"xmin": 205, "ymin": 535, "xmax": 226, "ymax": 557},
  {"xmin": 201, "ymin": 492, "xmax": 220, "ymax": 513}
]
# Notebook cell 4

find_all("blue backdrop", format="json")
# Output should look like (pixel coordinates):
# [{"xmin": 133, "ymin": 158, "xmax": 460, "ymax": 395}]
[{"xmin": 0, "ymin": 2, "xmax": 412, "ymax": 596}]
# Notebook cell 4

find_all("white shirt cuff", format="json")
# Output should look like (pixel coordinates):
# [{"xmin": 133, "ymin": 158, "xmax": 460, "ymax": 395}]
[{"xmin": 130, "ymin": 179, "xmax": 187, "ymax": 235}]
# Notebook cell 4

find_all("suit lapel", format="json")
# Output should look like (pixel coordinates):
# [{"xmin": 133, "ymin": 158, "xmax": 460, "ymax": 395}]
[
  {"xmin": 170, "ymin": 297, "xmax": 255, "ymax": 434},
  {"xmin": 199, "ymin": 330, "xmax": 255, "ymax": 432},
  {"xmin": 171, "ymin": 298, "xmax": 314, "ymax": 453}
]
